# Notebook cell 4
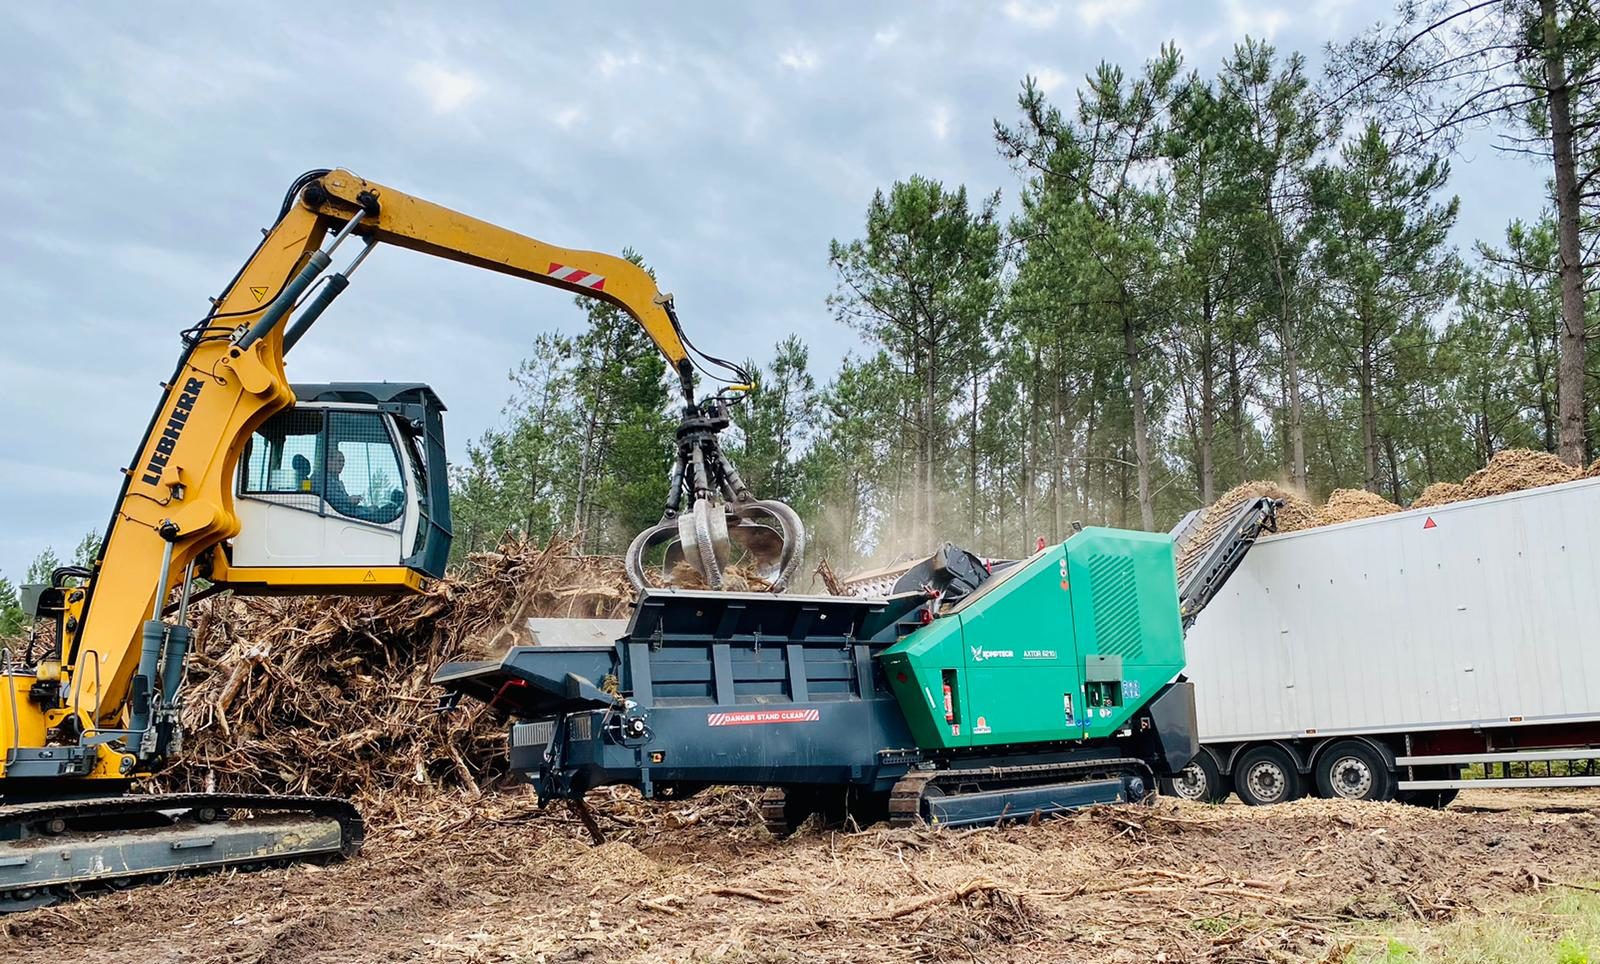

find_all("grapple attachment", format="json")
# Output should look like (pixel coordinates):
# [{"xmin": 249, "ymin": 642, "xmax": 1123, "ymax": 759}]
[{"xmin": 624, "ymin": 398, "xmax": 805, "ymax": 592}]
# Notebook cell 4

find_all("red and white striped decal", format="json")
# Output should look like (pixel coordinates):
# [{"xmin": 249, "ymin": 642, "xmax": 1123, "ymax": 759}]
[
  {"xmin": 547, "ymin": 262, "xmax": 606, "ymax": 291},
  {"xmin": 706, "ymin": 708, "xmax": 820, "ymax": 727}
]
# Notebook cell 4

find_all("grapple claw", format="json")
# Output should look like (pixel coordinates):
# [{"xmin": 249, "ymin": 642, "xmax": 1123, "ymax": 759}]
[
  {"xmin": 624, "ymin": 394, "xmax": 805, "ymax": 592},
  {"xmin": 625, "ymin": 498, "xmax": 805, "ymax": 592}
]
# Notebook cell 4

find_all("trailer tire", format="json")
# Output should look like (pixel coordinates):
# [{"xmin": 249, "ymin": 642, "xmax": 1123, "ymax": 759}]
[
  {"xmin": 1233, "ymin": 745, "xmax": 1303, "ymax": 806},
  {"xmin": 1313, "ymin": 740, "xmax": 1393, "ymax": 802},
  {"xmin": 1159, "ymin": 752, "xmax": 1230, "ymax": 804}
]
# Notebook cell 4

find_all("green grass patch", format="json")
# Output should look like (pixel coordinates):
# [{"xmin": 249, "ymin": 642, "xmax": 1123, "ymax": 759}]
[
  {"xmin": 1348, "ymin": 882, "xmax": 1600, "ymax": 963},
  {"xmin": 1191, "ymin": 915, "xmax": 1238, "ymax": 935}
]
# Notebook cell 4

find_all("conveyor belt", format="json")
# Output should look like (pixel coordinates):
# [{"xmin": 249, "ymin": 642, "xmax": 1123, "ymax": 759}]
[{"xmin": 1171, "ymin": 496, "xmax": 1281, "ymax": 629}]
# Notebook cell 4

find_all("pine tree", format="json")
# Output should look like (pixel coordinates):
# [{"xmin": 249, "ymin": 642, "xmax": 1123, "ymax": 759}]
[
  {"xmin": 0, "ymin": 577, "xmax": 25, "ymax": 637},
  {"xmin": 828, "ymin": 177, "xmax": 1002, "ymax": 553},
  {"xmin": 1308, "ymin": 122, "xmax": 1460, "ymax": 492}
]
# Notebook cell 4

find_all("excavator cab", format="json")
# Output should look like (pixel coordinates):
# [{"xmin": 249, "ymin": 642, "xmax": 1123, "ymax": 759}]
[{"xmin": 221, "ymin": 382, "xmax": 452, "ymax": 593}]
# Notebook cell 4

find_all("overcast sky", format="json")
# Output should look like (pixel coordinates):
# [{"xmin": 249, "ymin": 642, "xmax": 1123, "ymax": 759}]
[{"xmin": 0, "ymin": 1, "xmax": 1547, "ymax": 584}]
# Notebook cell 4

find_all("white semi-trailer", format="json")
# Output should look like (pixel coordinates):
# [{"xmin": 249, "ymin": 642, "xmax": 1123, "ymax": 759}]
[{"xmin": 1175, "ymin": 476, "xmax": 1600, "ymax": 806}]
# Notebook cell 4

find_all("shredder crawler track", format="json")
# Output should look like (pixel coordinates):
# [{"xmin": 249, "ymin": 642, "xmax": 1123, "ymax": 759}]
[
  {"xmin": 887, "ymin": 757, "xmax": 1155, "ymax": 828},
  {"xmin": 759, "ymin": 756, "xmax": 1154, "ymax": 837},
  {"xmin": 0, "ymin": 793, "xmax": 364, "ymax": 912}
]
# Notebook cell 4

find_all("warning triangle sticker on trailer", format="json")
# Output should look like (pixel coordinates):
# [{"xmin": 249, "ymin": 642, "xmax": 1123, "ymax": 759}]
[{"xmin": 1423, "ymin": 517, "xmax": 1437, "ymax": 529}]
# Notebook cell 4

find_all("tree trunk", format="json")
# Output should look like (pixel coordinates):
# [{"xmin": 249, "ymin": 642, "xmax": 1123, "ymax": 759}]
[
  {"xmin": 1480, "ymin": 370, "xmax": 1495, "ymax": 462},
  {"xmin": 1123, "ymin": 307, "xmax": 1156, "ymax": 530},
  {"xmin": 1082, "ymin": 381, "xmax": 1100, "ymax": 523},
  {"xmin": 1227, "ymin": 339, "xmax": 1247, "ymax": 482},
  {"xmin": 1050, "ymin": 372, "xmax": 1064, "ymax": 542},
  {"xmin": 1284, "ymin": 312, "xmax": 1307, "ymax": 489},
  {"xmin": 572, "ymin": 407, "xmax": 601, "ymax": 546},
  {"xmin": 1384, "ymin": 433, "xmax": 1403, "ymax": 505},
  {"xmin": 968, "ymin": 368, "xmax": 980, "ymax": 543},
  {"xmin": 1022, "ymin": 348, "xmax": 1043, "ymax": 547},
  {"xmin": 1418, "ymin": 383, "xmax": 1438, "ymax": 484},
  {"xmin": 1199, "ymin": 327, "xmax": 1217, "ymax": 505},
  {"xmin": 1315, "ymin": 379, "xmax": 1345, "ymax": 484},
  {"xmin": 923, "ymin": 336, "xmax": 939, "ymax": 550},
  {"xmin": 1544, "ymin": 0, "xmax": 1590, "ymax": 465},
  {"xmin": 1360, "ymin": 322, "xmax": 1380, "ymax": 492},
  {"xmin": 1516, "ymin": 260, "xmax": 1559, "ymax": 450}
]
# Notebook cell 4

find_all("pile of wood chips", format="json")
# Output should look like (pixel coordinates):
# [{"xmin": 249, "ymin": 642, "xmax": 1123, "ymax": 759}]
[
  {"xmin": 1458, "ymin": 448, "xmax": 1580, "ymax": 499},
  {"xmin": 1314, "ymin": 488, "xmax": 1401, "ymax": 525},
  {"xmin": 1403, "ymin": 449, "xmax": 1587, "ymax": 509},
  {"xmin": 1183, "ymin": 448, "xmax": 1594, "ymax": 562},
  {"xmin": 1410, "ymin": 481, "xmax": 1468, "ymax": 508},
  {"xmin": 153, "ymin": 537, "xmax": 635, "ymax": 824},
  {"xmin": 1175, "ymin": 481, "xmax": 1316, "ymax": 581}
]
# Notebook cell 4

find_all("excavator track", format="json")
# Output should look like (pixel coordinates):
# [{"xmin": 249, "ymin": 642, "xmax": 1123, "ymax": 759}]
[
  {"xmin": 888, "ymin": 757, "xmax": 1154, "ymax": 829},
  {"xmin": 0, "ymin": 793, "xmax": 363, "ymax": 912}
]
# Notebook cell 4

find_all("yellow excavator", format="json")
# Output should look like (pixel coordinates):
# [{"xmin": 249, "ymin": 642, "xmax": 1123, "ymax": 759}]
[{"xmin": 0, "ymin": 169, "xmax": 803, "ymax": 909}]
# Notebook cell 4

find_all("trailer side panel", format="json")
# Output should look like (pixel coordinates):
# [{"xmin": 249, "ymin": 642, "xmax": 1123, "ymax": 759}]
[{"xmin": 1185, "ymin": 478, "xmax": 1600, "ymax": 743}]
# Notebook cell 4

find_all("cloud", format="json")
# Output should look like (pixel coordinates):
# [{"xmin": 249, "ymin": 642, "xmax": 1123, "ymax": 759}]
[
  {"xmin": 873, "ymin": 26, "xmax": 900, "ymax": 48},
  {"xmin": 930, "ymin": 104, "xmax": 952, "ymax": 141},
  {"xmin": 1077, "ymin": 0, "xmax": 1145, "ymax": 29},
  {"xmin": 1313, "ymin": 0, "xmax": 1358, "ymax": 32},
  {"xmin": 1003, "ymin": 1, "xmax": 1060, "ymax": 28},
  {"xmin": 779, "ymin": 45, "xmax": 818, "ymax": 71},
  {"xmin": 1224, "ymin": 0, "xmax": 1288, "ymax": 39},
  {"xmin": 596, "ymin": 50, "xmax": 642, "ymax": 77},
  {"xmin": 408, "ymin": 62, "xmax": 482, "ymax": 113},
  {"xmin": 1032, "ymin": 67, "xmax": 1068, "ymax": 94}
]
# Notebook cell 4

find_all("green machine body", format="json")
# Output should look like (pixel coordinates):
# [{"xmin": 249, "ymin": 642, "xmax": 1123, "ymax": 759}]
[{"xmin": 880, "ymin": 527, "xmax": 1186, "ymax": 751}]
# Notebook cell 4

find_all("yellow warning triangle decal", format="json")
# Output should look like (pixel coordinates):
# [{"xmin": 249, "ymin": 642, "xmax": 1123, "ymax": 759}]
[
  {"xmin": 363, "ymin": 570, "xmax": 376, "ymax": 582},
  {"xmin": 249, "ymin": 286, "xmax": 269, "ymax": 303}
]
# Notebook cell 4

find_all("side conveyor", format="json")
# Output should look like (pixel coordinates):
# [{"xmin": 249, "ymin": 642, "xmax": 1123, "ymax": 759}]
[{"xmin": 1171, "ymin": 496, "xmax": 1281, "ymax": 629}]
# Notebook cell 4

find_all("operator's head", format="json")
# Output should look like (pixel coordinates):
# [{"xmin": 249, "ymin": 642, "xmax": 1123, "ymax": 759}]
[{"xmin": 328, "ymin": 450, "xmax": 346, "ymax": 475}]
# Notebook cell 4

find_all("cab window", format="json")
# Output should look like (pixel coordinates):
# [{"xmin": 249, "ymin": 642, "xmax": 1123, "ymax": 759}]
[
  {"xmin": 239, "ymin": 407, "xmax": 407, "ymax": 529},
  {"xmin": 325, "ymin": 412, "xmax": 405, "ymax": 525},
  {"xmin": 241, "ymin": 409, "xmax": 323, "ymax": 494}
]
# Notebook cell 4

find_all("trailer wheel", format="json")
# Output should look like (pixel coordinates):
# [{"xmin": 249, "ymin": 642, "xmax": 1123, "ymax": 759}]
[
  {"xmin": 1314, "ymin": 740, "xmax": 1393, "ymax": 802},
  {"xmin": 1233, "ymin": 745, "xmax": 1302, "ymax": 806},
  {"xmin": 1159, "ymin": 753, "xmax": 1230, "ymax": 804}
]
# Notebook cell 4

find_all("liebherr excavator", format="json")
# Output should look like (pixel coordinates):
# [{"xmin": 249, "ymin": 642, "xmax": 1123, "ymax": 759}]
[{"xmin": 0, "ymin": 169, "xmax": 802, "ymax": 909}]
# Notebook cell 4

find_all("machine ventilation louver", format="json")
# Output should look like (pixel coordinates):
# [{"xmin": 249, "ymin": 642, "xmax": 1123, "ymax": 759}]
[
  {"xmin": 512, "ymin": 721, "xmax": 555, "ymax": 749},
  {"xmin": 1088, "ymin": 553, "xmax": 1145, "ymax": 659}
]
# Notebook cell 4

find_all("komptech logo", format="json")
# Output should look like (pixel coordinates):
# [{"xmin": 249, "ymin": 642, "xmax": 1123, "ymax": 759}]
[
  {"xmin": 969, "ymin": 646, "xmax": 1015, "ymax": 662},
  {"xmin": 140, "ymin": 377, "xmax": 205, "ymax": 486}
]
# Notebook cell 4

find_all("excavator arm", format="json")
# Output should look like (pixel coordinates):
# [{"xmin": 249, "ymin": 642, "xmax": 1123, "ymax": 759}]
[{"xmin": 297, "ymin": 172, "xmax": 701, "ymax": 400}]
